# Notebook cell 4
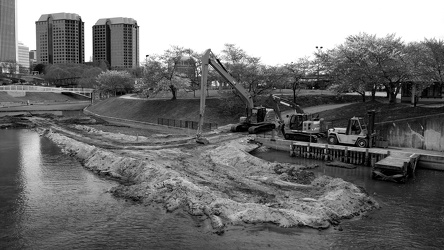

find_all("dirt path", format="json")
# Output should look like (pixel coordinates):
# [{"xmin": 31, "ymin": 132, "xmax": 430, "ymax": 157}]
[
  {"xmin": 303, "ymin": 103, "xmax": 353, "ymax": 114},
  {"xmin": 281, "ymin": 103, "xmax": 353, "ymax": 118}
]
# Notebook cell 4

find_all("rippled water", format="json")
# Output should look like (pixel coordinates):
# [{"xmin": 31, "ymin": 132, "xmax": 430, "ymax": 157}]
[
  {"xmin": 251, "ymin": 148, "xmax": 444, "ymax": 249},
  {"xmin": 1, "ymin": 130, "xmax": 444, "ymax": 249}
]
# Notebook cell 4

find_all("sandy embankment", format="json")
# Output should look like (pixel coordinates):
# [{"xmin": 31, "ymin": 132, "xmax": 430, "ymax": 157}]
[{"xmin": 26, "ymin": 116, "xmax": 379, "ymax": 234}]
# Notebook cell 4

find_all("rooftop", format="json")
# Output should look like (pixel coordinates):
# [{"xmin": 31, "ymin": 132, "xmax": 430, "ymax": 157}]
[
  {"xmin": 37, "ymin": 13, "xmax": 82, "ymax": 22},
  {"xmin": 94, "ymin": 17, "xmax": 138, "ymax": 26}
]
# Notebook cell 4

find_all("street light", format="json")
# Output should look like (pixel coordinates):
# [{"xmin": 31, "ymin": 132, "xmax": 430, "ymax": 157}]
[{"xmin": 315, "ymin": 46, "xmax": 323, "ymax": 93}]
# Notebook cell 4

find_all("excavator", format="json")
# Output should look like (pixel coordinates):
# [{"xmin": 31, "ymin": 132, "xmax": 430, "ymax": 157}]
[
  {"xmin": 269, "ymin": 94, "xmax": 327, "ymax": 142},
  {"xmin": 196, "ymin": 49, "xmax": 276, "ymax": 144}
]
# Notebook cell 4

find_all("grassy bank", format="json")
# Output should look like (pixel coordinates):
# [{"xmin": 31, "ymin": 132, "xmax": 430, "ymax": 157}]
[
  {"xmin": 87, "ymin": 95, "xmax": 365, "ymax": 126},
  {"xmin": 4, "ymin": 90, "xmax": 443, "ymax": 128},
  {"xmin": 88, "ymin": 94, "xmax": 444, "ymax": 128},
  {"xmin": 88, "ymin": 97, "xmax": 239, "ymax": 125}
]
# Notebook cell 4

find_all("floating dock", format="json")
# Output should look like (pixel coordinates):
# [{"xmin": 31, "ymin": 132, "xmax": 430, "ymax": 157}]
[{"xmin": 372, "ymin": 151, "xmax": 420, "ymax": 182}]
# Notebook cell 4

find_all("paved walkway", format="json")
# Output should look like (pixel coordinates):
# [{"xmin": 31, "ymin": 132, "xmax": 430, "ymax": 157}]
[
  {"xmin": 279, "ymin": 103, "xmax": 353, "ymax": 124},
  {"xmin": 0, "ymin": 101, "xmax": 90, "ymax": 111}
]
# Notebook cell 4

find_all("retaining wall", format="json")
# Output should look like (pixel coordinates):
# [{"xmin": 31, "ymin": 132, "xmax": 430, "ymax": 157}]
[{"xmin": 378, "ymin": 114, "xmax": 444, "ymax": 152}]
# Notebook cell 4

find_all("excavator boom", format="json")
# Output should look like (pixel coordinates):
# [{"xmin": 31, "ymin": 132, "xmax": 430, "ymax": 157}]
[
  {"xmin": 196, "ymin": 49, "xmax": 276, "ymax": 143},
  {"xmin": 202, "ymin": 49, "xmax": 254, "ymax": 109},
  {"xmin": 198, "ymin": 49, "xmax": 254, "ymax": 142}
]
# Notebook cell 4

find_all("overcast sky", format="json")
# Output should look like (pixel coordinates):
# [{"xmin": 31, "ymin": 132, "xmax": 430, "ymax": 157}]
[{"xmin": 17, "ymin": 0, "xmax": 444, "ymax": 66}]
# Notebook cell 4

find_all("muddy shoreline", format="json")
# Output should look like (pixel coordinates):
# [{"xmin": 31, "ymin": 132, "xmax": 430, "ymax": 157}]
[{"xmin": 2, "ymin": 114, "xmax": 380, "ymax": 234}]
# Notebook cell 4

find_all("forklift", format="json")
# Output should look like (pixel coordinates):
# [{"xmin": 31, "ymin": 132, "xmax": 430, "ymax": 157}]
[{"xmin": 327, "ymin": 110, "xmax": 376, "ymax": 148}]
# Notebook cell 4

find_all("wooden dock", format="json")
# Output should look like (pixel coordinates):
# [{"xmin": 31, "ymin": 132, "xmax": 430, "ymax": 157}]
[
  {"xmin": 289, "ymin": 141, "xmax": 390, "ymax": 166},
  {"xmin": 252, "ymin": 137, "xmax": 430, "ymax": 183}
]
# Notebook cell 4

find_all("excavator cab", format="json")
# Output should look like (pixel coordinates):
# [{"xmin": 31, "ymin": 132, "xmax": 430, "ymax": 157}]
[
  {"xmin": 250, "ymin": 107, "xmax": 267, "ymax": 123},
  {"xmin": 288, "ymin": 114, "xmax": 308, "ymax": 130}
]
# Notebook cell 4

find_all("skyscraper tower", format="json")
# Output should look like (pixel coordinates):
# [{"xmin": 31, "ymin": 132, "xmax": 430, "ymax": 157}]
[
  {"xmin": 35, "ymin": 13, "xmax": 84, "ymax": 64},
  {"xmin": 93, "ymin": 17, "xmax": 139, "ymax": 69},
  {"xmin": 0, "ymin": 0, "xmax": 18, "ymax": 63}
]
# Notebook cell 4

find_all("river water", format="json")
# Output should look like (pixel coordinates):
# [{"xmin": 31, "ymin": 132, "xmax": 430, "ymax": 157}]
[{"xmin": 1, "ymin": 129, "xmax": 444, "ymax": 249}]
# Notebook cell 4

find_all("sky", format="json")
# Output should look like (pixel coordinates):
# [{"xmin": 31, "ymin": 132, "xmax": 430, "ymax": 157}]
[{"xmin": 17, "ymin": 0, "xmax": 444, "ymax": 66}]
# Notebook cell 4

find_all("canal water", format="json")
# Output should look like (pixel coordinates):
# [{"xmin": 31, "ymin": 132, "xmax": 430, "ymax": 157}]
[
  {"xmin": 251, "ymin": 148, "xmax": 444, "ymax": 249},
  {"xmin": 1, "ymin": 129, "xmax": 444, "ymax": 249}
]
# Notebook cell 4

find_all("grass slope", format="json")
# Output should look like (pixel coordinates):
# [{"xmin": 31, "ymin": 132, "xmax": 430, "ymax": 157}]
[
  {"xmin": 88, "ymin": 97, "xmax": 239, "ymax": 126},
  {"xmin": 87, "ymin": 95, "xmax": 377, "ymax": 126},
  {"xmin": 89, "ymin": 96, "xmax": 444, "ymax": 128}
]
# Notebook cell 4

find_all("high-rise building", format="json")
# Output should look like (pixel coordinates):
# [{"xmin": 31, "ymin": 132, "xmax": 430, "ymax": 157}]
[
  {"xmin": 0, "ymin": 0, "xmax": 18, "ymax": 63},
  {"xmin": 18, "ymin": 41, "xmax": 29, "ymax": 70},
  {"xmin": 29, "ymin": 49, "xmax": 37, "ymax": 71},
  {"xmin": 35, "ymin": 13, "xmax": 84, "ymax": 64},
  {"xmin": 93, "ymin": 17, "xmax": 139, "ymax": 69},
  {"xmin": 29, "ymin": 50, "xmax": 36, "ymax": 60}
]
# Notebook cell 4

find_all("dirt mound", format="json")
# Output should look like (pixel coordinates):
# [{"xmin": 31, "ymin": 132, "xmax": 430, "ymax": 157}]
[{"xmin": 30, "ymin": 117, "xmax": 379, "ymax": 234}]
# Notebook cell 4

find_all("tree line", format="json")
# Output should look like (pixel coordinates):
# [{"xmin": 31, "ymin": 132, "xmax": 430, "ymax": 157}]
[
  {"xmin": 23, "ymin": 33, "xmax": 444, "ymax": 105},
  {"xmin": 321, "ymin": 33, "xmax": 444, "ymax": 104}
]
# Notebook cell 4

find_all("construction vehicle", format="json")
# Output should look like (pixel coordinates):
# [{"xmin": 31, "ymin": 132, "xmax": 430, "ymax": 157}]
[
  {"xmin": 195, "ymin": 49, "xmax": 276, "ymax": 144},
  {"xmin": 269, "ymin": 94, "xmax": 327, "ymax": 142},
  {"xmin": 327, "ymin": 110, "xmax": 376, "ymax": 148}
]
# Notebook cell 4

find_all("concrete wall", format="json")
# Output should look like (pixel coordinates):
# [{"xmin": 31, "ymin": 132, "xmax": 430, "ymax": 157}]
[{"xmin": 378, "ymin": 114, "xmax": 444, "ymax": 152}]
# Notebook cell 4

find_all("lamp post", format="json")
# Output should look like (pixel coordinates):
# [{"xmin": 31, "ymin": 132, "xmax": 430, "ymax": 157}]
[
  {"xmin": 315, "ymin": 46, "xmax": 323, "ymax": 94},
  {"xmin": 145, "ymin": 55, "xmax": 149, "ymax": 65}
]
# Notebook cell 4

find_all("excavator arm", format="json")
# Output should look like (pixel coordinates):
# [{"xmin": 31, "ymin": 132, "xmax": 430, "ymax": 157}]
[
  {"xmin": 269, "ymin": 94, "xmax": 305, "ymax": 115},
  {"xmin": 196, "ymin": 49, "xmax": 255, "ymax": 143},
  {"xmin": 268, "ymin": 94, "xmax": 285, "ymax": 125},
  {"xmin": 203, "ymin": 49, "xmax": 254, "ymax": 109}
]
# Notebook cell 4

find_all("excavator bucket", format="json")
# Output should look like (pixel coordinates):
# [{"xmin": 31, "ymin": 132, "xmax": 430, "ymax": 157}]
[{"xmin": 196, "ymin": 136, "xmax": 209, "ymax": 145}]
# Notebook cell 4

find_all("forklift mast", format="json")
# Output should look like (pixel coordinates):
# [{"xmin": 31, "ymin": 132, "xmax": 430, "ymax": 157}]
[{"xmin": 367, "ymin": 110, "xmax": 376, "ymax": 134}]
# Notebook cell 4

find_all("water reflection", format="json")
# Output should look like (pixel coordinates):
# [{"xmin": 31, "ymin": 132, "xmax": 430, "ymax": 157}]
[{"xmin": 18, "ymin": 130, "xmax": 42, "ymax": 207}]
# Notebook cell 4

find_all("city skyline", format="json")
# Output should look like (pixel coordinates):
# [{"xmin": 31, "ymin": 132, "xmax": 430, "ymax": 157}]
[{"xmin": 16, "ymin": 0, "xmax": 444, "ymax": 66}]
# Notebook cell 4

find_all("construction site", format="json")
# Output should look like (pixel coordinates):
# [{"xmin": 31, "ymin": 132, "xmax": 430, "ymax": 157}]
[{"xmin": 2, "ymin": 50, "xmax": 444, "ymax": 238}]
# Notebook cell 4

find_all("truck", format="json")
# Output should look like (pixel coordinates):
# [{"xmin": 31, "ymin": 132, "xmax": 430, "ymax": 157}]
[
  {"xmin": 327, "ymin": 110, "xmax": 376, "ymax": 148},
  {"xmin": 196, "ymin": 49, "xmax": 276, "ymax": 144},
  {"xmin": 269, "ymin": 94, "xmax": 327, "ymax": 142}
]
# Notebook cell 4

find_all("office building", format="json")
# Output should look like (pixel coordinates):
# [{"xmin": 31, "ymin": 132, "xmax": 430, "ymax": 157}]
[
  {"xmin": 35, "ymin": 12, "xmax": 84, "ymax": 64},
  {"xmin": 93, "ymin": 17, "xmax": 139, "ymax": 69},
  {"xmin": 18, "ymin": 41, "xmax": 29, "ymax": 70},
  {"xmin": 0, "ymin": 0, "xmax": 18, "ymax": 68}
]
